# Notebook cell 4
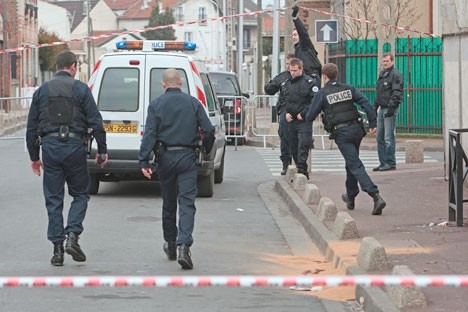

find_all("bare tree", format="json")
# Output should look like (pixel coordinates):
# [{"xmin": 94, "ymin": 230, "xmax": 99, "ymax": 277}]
[{"xmin": 338, "ymin": 0, "xmax": 422, "ymax": 40}]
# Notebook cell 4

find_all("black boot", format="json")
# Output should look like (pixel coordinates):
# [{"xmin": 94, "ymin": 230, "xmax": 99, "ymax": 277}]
[
  {"xmin": 297, "ymin": 168, "xmax": 309, "ymax": 180},
  {"xmin": 51, "ymin": 243, "xmax": 64, "ymax": 266},
  {"xmin": 65, "ymin": 232, "xmax": 86, "ymax": 262},
  {"xmin": 163, "ymin": 242, "xmax": 177, "ymax": 261},
  {"xmin": 177, "ymin": 244, "xmax": 193, "ymax": 270},
  {"xmin": 370, "ymin": 192, "xmax": 386, "ymax": 215},
  {"xmin": 341, "ymin": 193, "xmax": 355, "ymax": 210},
  {"xmin": 281, "ymin": 162, "xmax": 289, "ymax": 175}
]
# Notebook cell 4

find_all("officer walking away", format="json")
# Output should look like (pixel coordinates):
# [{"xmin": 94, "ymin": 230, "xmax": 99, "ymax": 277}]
[
  {"xmin": 139, "ymin": 68, "xmax": 215, "ymax": 270},
  {"xmin": 26, "ymin": 50, "xmax": 108, "ymax": 266},
  {"xmin": 283, "ymin": 58, "xmax": 320, "ymax": 179},
  {"xmin": 306, "ymin": 63, "xmax": 386, "ymax": 215},
  {"xmin": 373, "ymin": 52, "xmax": 403, "ymax": 172},
  {"xmin": 264, "ymin": 53, "xmax": 294, "ymax": 175},
  {"xmin": 292, "ymin": 5, "xmax": 322, "ymax": 77}
]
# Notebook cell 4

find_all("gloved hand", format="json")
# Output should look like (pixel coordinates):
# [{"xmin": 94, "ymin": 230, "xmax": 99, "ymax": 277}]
[
  {"xmin": 384, "ymin": 107, "xmax": 395, "ymax": 117},
  {"xmin": 292, "ymin": 5, "xmax": 299, "ymax": 18}
]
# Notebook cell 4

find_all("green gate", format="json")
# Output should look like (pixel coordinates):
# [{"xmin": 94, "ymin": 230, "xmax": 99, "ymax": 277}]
[{"xmin": 328, "ymin": 37, "xmax": 442, "ymax": 134}]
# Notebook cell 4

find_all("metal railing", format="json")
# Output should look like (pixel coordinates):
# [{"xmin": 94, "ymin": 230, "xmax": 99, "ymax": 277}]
[
  {"xmin": 448, "ymin": 129, "xmax": 468, "ymax": 226},
  {"xmin": 247, "ymin": 95, "xmax": 330, "ymax": 149},
  {"xmin": 0, "ymin": 96, "xmax": 31, "ymax": 140}
]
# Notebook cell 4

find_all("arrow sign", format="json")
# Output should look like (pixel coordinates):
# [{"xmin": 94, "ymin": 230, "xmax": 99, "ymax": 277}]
[
  {"xmin": 315, "ymin": 20, "xmax": 339, "ymax": 43},
  {"xmin": 320, "ymin": 24, "xmax": 333, "ymax": 42}
]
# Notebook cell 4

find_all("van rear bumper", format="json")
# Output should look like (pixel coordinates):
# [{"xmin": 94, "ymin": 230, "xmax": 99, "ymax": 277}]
[{"xmin": 87, "ymin": 159, "xmax": 214, "ymax": 179}]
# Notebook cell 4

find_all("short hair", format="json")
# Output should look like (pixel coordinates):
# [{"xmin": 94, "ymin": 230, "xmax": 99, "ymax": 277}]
[
  {"xmin": 383, "ymin": 52, "xmax": 394, "ymax": 61},
  {"xmin": 289, "ymin": 58, "xmax": 303, "ymax": 69},
  {"xmin": 322, "ymin": 63, "xmax": 338, "ymax": 80},
  {"xmin": 163, "ymin": 68, "xmax": 181, "ymax": 87},
  {"xmin": 56, "ymin": 50, "xmax": 77, "ymax": 70},
  {"xmin": 285, "ymin": 53, "xmax": 294, "ymax": 60}
]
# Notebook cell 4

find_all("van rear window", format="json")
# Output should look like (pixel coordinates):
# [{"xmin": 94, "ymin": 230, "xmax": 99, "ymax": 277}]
[
  {"xmin": 98, "ymin": 68, "xmax": 139, "ymax": 112},
  {"xmin": 149, "ymin": 68, "xmax": 189, "ymax": 102}
]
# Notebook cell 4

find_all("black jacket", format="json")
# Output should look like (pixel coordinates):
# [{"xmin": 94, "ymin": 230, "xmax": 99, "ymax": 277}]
[
  {"xmin": 283, "ymin": 74, "xmax": 320, "ymax": 120},
  {"xmin": 374, "ymin": 66, "xmax": 403, "ymax": 109},
  {"xmin": 264, "ymin": 70, "xmax": 292, "ymax": 114},
  {"xmin": 293, "ymin": 17, "xmax": 322, "ymax": 77}
]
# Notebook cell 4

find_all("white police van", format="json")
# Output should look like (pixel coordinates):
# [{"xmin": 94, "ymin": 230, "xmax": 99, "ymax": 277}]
[{"xmin": 87, "ymin": 40, "xmax": 226, "ymax": 197}]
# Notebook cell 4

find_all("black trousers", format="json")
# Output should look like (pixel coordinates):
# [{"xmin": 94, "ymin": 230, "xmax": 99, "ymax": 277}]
[{"xmin": 288, "ymin": 120, "xmax": 312, "ymax": 171}]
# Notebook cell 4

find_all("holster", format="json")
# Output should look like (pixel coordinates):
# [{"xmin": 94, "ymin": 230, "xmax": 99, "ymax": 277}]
[
  {"xmin": 195, "ymin": 140, "xmax": 205, "ymax": 167},
  {"xmin": 151, "ymin": 141, "xmax": 165, "ymax": 166},
  {"xmin": 358, "ymin": 118, "xmax": 367, "ymax": 137},
  {"xmin": 85, "ymin": 133, "xmax": 94, "ymax": 155}
]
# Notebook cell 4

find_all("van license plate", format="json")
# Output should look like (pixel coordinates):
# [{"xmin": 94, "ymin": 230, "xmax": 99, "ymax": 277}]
[{"xmin": 104, "ymin": 123, "xmax": 138, "ymax": 133}]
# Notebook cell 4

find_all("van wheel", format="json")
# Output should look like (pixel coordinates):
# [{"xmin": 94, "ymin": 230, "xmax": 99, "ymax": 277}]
[
  {"xmin": 197, "ymin": 170, "xmax": 214, "ymax": 197},
  {"xmin": 214, "ymin": 151, "xmax": 225, "ymax": 184},
  {"xmin": 89, "ymin": 174, "xmax": 100, "ymax": 195}
]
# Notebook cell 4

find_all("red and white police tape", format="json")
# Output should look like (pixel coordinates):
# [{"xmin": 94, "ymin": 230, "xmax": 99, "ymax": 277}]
[
  {"xmin": 0, "ymin": 5, "xmax": 440, "ymax": 55},
  {"xmin": 1, "ymin": 275, "xmax": 467, "ymax": 288}
]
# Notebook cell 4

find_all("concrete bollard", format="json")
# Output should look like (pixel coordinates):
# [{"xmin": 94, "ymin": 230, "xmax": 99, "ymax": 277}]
[
  {"xmin": 357, "ymin": 237, "xmax": 389, "ymax": 271},
  {"xmin": 292, "ymin": 173, "xmax": 308, "ymax": 191},
  {"xmin": 332, "ymin": 212, "xmax": 359, "ymax": 239},
  {"xmin": 317, "ymin": 197, "xmax": 337, "ymax": 221},
  {"xmin": 302, "ymin": 184, "xmax": 321, "ymax": 204},
  {"xmin": 385, "ymin": 265, "xmax": 427, "ymax": 309},
  {"xmin": 286, "ymin": 165, "xmax": 297, "ymax": 183},
  {"xmin": 405, "ymin": 140, "xmax": 424, "ymax": 163}
]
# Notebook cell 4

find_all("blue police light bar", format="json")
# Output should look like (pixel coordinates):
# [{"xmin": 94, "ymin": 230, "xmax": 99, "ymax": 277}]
[{"xmin": 116, "ymin": 41, "xmax": 196, "ymax": 51}]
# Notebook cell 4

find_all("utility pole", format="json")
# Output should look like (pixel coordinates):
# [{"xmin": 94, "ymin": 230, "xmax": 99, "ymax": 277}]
[
  {"xmin": 86, "ymin": 0, "xmax": 92, "ymax": 79},
  {"xmin": 378, "ymin": 0, "xmax": 395, "ymax": 72},
  {"xmin": 237, "ymin": 0, "xmax": 243, "ymax": 88},
  {"xmin": 1, "ymin": 0, "xmax": 10, "ymax": 112},
  {"xmin": 256, "ymin": 0, "xmax": 263, "ymax": 96},
  {"xmin": 271, "ymin": 0, "xmax": 280, "ymax": 78},
  {"xmin": 284, "ymin": 0, "xmax": 294, "ymax": 56}
]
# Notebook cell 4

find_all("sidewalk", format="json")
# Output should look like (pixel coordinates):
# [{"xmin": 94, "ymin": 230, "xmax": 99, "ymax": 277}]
[{"xmin": 248, "ymin": 134, "xmax": 468, "ymax": 311}]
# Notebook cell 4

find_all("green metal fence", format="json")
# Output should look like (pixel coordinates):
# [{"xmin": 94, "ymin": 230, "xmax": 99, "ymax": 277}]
[{"xmin": 328, "ymin": 37, "xmax": 442, "ymax": 134}]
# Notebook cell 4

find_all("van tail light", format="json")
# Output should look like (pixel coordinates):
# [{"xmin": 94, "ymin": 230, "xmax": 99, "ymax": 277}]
[{"xmin": 235, "ymin": 98, "xmax": 241, "ymax": 114}]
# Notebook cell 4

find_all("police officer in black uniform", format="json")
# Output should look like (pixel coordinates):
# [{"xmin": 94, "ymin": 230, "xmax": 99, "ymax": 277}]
[
  {"xmin": 306, "ymin": 63, "xmax": 386, "ymax": 215},
  {"xmin": 292, "ymin": 5, "xmax": 322, "ymax": 77},
  {"xmin": 283, "ymin": 58, "xmax": 320, "ymax": 179},
  {"xmin": 26, "ymin": 50, "xmax": 108, "ymax": 266},
  {"xmin": 139, "ymin": 68, "xmax": 215, "ymax": 270},
  {"xmin": 264, "ymin": 53, "xmax": 294, "ymax": 175}
]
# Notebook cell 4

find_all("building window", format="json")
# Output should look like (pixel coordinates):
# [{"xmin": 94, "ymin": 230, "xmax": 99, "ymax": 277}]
[
  {"xmin": 198, "ymin": 7, "xmax": 207, "ymax": 25},
  {"xmin": 184, "ymin": 32, "xmax": 193, "ymax": 42},
  {"xmin": 175, "ymin": 5, "xmax": 184, "ymax": 22},
  {"xmin": 243, "ymin": 29, "xmax": 251, "ymax": 49}
]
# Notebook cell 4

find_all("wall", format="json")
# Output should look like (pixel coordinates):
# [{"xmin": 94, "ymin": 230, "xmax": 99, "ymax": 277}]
[{"xmin": 441, "ymin": 0, "xmax": 468, "ymax": 149}]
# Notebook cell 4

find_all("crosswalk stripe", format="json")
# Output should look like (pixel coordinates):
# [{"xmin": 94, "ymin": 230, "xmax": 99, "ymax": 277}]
[{"xmin": 255, "ymin": 148, "xmax": 438, "ymax": 175}]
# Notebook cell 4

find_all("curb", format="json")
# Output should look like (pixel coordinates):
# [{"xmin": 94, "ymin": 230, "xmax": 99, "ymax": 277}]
[{"xmin": 274, "ymin": 177, "xmax": 400, "ymax": 312}]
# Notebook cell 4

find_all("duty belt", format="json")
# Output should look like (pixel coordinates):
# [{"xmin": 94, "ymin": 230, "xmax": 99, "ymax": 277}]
[
  {"xmin": 42, "ymin": 132, "xmax": 84, "ymax": 139},
  {"xmin": 333, "ymin": 121, "xmax": 357, "ymax": 130},
  {"xmin": 166, "ymin": 146, "xmax": 194, "ymax": 151}
]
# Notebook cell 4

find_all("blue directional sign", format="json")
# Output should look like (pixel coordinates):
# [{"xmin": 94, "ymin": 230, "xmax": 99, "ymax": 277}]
[{"xmin": 315, "ymin": 20, "xmax": 339, "ymax": 43}]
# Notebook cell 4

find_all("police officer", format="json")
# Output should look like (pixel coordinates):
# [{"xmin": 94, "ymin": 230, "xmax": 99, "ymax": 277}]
[
  {"xmin": 306, "ymin": 63, "xmax": 386, "ymax": 215},
  {"xmin": 374, "ymin": 52, "xmax": 404, "ymax": 172},
  {"xmin": 139, "ymin": 68, "xmax": 215, "ymax": 270},
  {"xmin": 292, "ymin": 5, "xmax": 322, "ymax": 77},
  {"xmin": 283, "ymin": 58, "xmax": 320, "ymax": 179},
  {"xmin": 264, "ymin": 53, "xmax": 294, "ymax": 175},
  {"xmin": 26, "ymin": 50, "xmax": 108, "ymax": 266}
]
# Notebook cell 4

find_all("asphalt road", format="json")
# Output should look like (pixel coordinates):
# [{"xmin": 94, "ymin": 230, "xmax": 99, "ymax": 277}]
[{"xmin": 0, "ymin": 139, "xmax": 355, "ymax": 312}]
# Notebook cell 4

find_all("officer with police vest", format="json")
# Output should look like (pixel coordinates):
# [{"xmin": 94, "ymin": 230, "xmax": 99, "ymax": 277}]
[
  {"xmin": 26, "ymin": 50, "xmax": 108, "ymax": 266},
  {"xmin": 283, "ymin": 58, "xmax": 320, "ymax": 179},
  {"xmin": 139, "ymin": 68, "xmax": 215, "ymax": 270},
  {"xmin": 306, "ymin": 63, "xmax": 386, "ymax": 215}
]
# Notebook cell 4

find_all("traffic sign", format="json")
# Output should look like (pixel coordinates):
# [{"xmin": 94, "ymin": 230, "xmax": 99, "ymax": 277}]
[{"xmin": 315, "ymin": 20, "xmax": 339, "ymax": 43}]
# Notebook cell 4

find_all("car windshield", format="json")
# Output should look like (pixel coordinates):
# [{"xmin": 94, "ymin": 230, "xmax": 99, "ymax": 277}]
[{"xmin": 210, "ymin": 74, "xmax": 239, "ymax": 96}]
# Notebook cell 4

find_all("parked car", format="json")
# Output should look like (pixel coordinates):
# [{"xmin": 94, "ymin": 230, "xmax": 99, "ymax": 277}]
[
  {"xmin": 86, "ymin": 40, "xmax": 226, "ymax": 197},
  {"xmin": 209, "ymin": 71, "xmax": 249, "ymax": 144}
]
